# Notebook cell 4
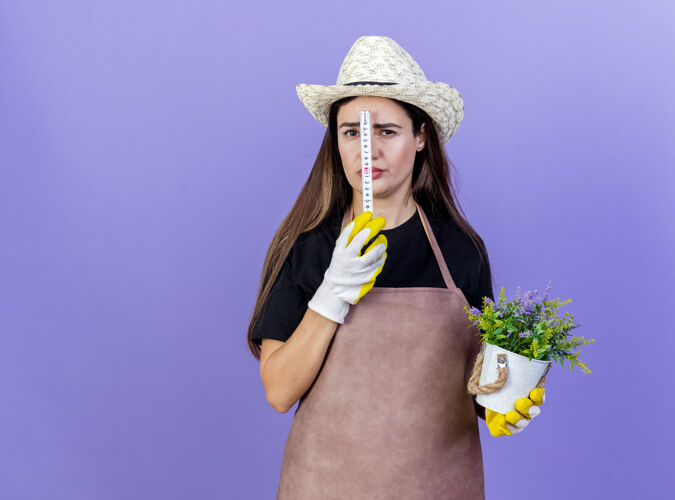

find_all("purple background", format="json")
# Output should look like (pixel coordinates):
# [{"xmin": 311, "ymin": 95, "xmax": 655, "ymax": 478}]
[{"xmin": 1, "ymin": 1, "xmax": 673, "ymax": 498}]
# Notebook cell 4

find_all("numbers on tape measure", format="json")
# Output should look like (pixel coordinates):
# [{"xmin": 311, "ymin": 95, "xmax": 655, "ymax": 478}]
[{"xmin": 360, "ymin": 110, "xmax": 373, "ymax": 214}]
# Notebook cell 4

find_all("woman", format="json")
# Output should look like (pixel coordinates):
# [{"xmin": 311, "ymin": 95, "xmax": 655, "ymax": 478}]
[{"xmin": 247, "ymin": 36, "xmax": 545, "ymax": 499}]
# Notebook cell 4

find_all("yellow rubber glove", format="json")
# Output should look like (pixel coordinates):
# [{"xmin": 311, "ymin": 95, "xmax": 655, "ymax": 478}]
[
  {"xmin": 485, "ymin": 387, "xmax": 545, "ymax": 436},
  {"xmin": 307, "ymin": 211, "xmax": 388, "ymax": 324}
]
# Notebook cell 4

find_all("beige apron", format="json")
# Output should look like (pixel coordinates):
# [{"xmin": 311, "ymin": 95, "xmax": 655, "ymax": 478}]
[{"xmin": 277, "ymin": 202, "xmax": 485, "ymax": 499}]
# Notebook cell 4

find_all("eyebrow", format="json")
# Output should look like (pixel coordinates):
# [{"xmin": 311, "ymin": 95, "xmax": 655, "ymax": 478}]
[{"xmin": 338, "ymin": 122, "xmax": 402, "ymax": 129}]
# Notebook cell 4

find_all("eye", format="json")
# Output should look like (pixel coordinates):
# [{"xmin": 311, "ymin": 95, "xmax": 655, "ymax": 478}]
[{"xmin": 343, "ymin": 129, "xmax": 396, "ymax": 137}]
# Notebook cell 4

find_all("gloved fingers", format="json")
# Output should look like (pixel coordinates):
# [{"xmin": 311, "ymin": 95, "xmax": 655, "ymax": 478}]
[
  {"xmin": 347, "ymin": 254, "xmax": 387, "ymax": 285},
  {"xmin": 337, "ymin": 210, "xmax": 372, "ymax": 248},
  {"xmin": 514, "ymin": 397, "xmax": 542, "ymax": 419},
  {"xmin": 514, "ymin": 397, "xmax": 534, "ymax": 419},
  {"xmin": 346, "ymin": 226, "xmax": 373, "ymax": 253},
  {"xmin": 374, "ymin": 250, "xmax": 387, "ymax": 269},
  {"xmin": 346, "ymin": 217, "xmax": 386, "ymax": 254},
  {"xmin": 353, "ymin": 253, "xmax": 386, "ymax": 304},
  {"xmin": 506, "ymin": 408, "xmax": 531, "ymax": 435},
  {"xmin": 528, "ymin": 405, "xmax": 542, "ymax": 418},
  {"xmin": 504, "ymin": 410, "xmax": 528, "ymax": 427},
  {"xmin": 529, "ymin": 387, "xmax": 546, "ymax": 405},
  {"xmin": 358, "ymin": 217, "xmax": 386, "ymax": 251},
  {"xmin": 360, "ymin": 234, "xmax": 387, "ymax": 264},
  {"xmin": 486, "ymin": 410, "xmax": 511, "ymax": 437},
  {"xmin": 365, "ymin": 252, "xmax": 387, "ymax": 281},
  {"xmin": 487, "ymin": 397, "xmax": 542, "ymax": 437}
]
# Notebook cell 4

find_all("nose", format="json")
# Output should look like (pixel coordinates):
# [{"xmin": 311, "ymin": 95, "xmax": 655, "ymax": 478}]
[
  {"xmin": 357, "ymin": 130, "xmax": 383, "ymax": 166},
  {"xmin": 369, "ymin": 135, "xmax": 382, "ymax": 160}
]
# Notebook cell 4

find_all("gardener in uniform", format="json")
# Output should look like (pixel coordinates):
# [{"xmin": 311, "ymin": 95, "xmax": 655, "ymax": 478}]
[{"xmin": 247, "ymin": 35, "xmax": 546, "ymax": 500}]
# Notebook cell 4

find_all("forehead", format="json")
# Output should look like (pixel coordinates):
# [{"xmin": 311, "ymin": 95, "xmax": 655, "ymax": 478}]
[{"xmin": 337, "ymin": 96, "xmax": 405, "ymax": 119}]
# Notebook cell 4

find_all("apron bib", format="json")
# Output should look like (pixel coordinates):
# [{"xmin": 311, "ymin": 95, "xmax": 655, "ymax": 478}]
[{"xmin": 277, "ymin": 202, "xmax": 485, "ymax": 500}]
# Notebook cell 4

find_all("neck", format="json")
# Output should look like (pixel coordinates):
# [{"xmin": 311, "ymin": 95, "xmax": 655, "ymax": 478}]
[{"xmin": 351, "ymin": 189, "xmax": 417, "ymax": 230}]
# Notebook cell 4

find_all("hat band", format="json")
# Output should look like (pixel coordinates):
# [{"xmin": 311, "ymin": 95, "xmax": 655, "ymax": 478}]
[{"xmin": 344, "ymin": 81, "xmax": 398, "ymax": 86}]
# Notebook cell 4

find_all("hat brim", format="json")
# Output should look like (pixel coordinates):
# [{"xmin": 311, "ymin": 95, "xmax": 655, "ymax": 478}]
[{"xmin": 296, "ymin": 81, "xmax": 464, "ymax": 144}]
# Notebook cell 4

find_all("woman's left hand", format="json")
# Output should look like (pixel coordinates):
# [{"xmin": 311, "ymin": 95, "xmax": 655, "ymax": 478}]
[{"xmin": 485, "ymin": 387, "xmax": 546, "ymax": 436}]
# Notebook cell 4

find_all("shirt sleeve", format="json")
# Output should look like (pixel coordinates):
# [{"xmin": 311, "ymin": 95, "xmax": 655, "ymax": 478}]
[
  {"xmin": 468, "ymin": 253, "xmax": 492, "ymax": 421},
  {"xmin": 473, "ymin": 396, "xmax": 486, "ymax": 421},
  {"xmin": 250, "ymin": 247, "xmax": 308, "ymax": 346},
  {"xmin": 464, "ymin": 253, "xmax": 494, "ymax": 311}
]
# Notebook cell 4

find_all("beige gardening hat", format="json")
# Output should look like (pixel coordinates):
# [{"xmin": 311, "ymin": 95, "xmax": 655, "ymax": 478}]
[{"xmin": 296, "ymin": 35, "xmax": 464, "ymax": 144}]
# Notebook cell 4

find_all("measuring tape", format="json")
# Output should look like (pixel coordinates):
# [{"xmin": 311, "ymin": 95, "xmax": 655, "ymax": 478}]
[{"xmin": 359, "ymin": 110, "xmax": 373, "ymax": 214}]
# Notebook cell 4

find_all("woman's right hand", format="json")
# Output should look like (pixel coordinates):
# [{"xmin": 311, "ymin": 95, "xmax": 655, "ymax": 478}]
[{"xmin": 307, "ymin": 210, "xmax": 388, "ymax": 324}]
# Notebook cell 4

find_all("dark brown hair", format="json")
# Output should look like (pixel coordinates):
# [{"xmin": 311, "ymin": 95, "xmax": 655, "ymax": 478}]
[{"xmin": 247, "ymin": 96, "xmax": 493, "ymax": 359}]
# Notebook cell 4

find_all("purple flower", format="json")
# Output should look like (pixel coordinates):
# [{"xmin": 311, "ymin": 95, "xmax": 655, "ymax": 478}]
[
  {"xmin": 518, "ymin": 295, "xmax": 536, "ymax": 314},
  {"xmin": 516, "ymin": 286, "xmax": 548, "ymax": 316},
  {"xmin": 543, "ymin": 280, "xmax": 552, "ymax": 301},
  {"xmin": 469, "ymin": 306, "xmax": 481, "ymax": 316},
  {"xmin": 519, "ymin": 330, "xmax": 532, "ymax": 338}
]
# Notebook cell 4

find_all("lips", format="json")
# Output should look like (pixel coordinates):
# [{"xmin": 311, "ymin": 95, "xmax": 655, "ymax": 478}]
[{"xmin": 358, "ymin": 168, "xmax": 383, "ymax": 175}]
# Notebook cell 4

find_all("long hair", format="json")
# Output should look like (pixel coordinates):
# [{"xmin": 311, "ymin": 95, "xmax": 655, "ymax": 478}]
[{"xmin": 247, "ymin": 96, "xmax": 493, "ymax": 359}]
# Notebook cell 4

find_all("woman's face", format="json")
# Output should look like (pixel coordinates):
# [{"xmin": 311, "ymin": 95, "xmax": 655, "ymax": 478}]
[{"xmin": 336, "ymin": 96, "xmax": 426, "ymax": 200}]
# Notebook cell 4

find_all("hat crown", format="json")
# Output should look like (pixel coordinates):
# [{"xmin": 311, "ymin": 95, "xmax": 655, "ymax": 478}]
[{"xmin": 335, "ymin": 36, "xmax": 427, "ymax": 86}]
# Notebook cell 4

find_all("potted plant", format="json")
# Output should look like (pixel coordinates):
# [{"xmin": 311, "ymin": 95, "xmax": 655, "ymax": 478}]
[{"xmin": 465, "ymin": 281, "xmax": 595, "ymax": 414}]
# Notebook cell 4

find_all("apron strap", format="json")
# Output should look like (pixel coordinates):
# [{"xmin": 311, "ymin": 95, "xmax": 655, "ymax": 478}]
[
  {"xmin": 340, "ymin": 201, "xmax": 458, "ymax": 290},
  {"xmin": 415, "ymin": 202, "xmax": 457, "ymax": 290}
]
